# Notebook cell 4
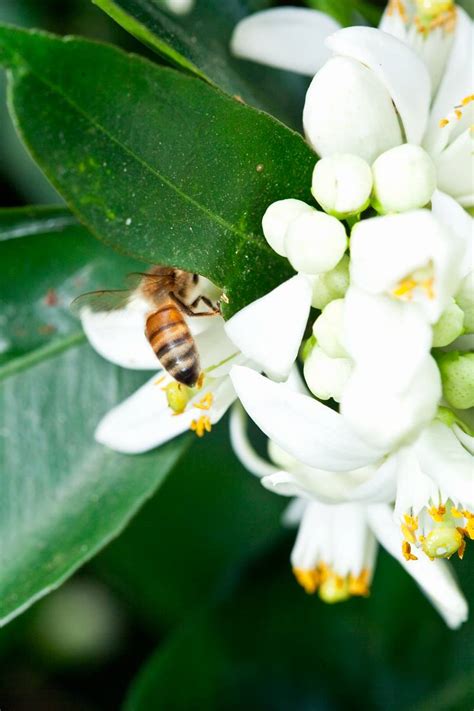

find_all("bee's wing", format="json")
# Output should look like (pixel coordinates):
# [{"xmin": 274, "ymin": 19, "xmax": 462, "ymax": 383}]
[{"xmin": 71, "ymin": 288, "xmax": 134, "ymax": 316}]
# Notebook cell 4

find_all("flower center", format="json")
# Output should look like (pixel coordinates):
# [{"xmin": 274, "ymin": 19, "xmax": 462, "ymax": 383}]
[
  {"xmin": 414, "ymin": 0, "xmax": 456, "ymax": 33},
  {"xmin": 400, "ymin": 504, "xmax": 473, "ymax": 560},
  {"xmin": 190, "ymin": 415, "xmax": 212, "ymax": 437},
  {"xmin": 439, "ymin": 94, "xmax": 474, "ymax": 129},
  {"xmin": 293, "ymin": 564, "xmax": 370, "ymax": 601},
  {"xmin": 392, "ymin": 267, "xmax": 435, "ymax": 302}
]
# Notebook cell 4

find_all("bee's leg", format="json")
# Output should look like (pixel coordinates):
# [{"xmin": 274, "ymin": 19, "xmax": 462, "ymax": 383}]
[{"xmin": 171, "ymin": 293, "xmax": 220, "ymax": 316}]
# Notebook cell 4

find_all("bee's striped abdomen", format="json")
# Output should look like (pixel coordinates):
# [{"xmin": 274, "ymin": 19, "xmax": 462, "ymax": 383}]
[{"xmin": 145, "ymin": 300, "xmax": 200, "ymax": 386}]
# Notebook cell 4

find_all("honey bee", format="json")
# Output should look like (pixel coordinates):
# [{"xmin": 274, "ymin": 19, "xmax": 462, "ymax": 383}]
[{"xmin": 74, "ymin": 266, "xmax": 221, "ymax": 387}]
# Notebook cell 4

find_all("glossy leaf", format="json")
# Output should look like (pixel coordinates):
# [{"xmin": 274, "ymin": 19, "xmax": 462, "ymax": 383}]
[
  {"xmin": 0, "ymin": 340, "xmax": 190, "ymax": 626},
  {"xmin": 0, "ymin": 25, "xmax": 315, "ymax": 317},
  {"xmin": 92, "ymin": 0, "xmax": 310, "ymax": 129},
  {"xmin": 0, "ymin": 207, "xmax": 190, "ymax": 626},
  {"xmin": 0, "ymin": 205, "xmax": 142, "ymax": 359}
]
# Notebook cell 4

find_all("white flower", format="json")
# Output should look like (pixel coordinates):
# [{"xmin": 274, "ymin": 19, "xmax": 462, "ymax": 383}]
[
  {"xmin": 311, "ymin": 154, "xmax": 373, "ymax": 218},
  {"xmin": 80, "ymin": 275, "xmax": 311, "ymax": 453},
  {"xmin": 229, "ymin": 401, "xmax": 469, "ymax": 627},
  {"xmin": 232, "ymin": 2, "xmax": 473, "ymax": 207}
]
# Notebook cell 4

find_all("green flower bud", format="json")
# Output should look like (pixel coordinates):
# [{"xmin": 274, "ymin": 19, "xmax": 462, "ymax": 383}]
[
  {"xmin": 456, "ymin": 272, "xmax": 474, "ymax": 333},
  {"xmin": 437, "ymin": 351, "xmax": 474, "ymax": 409},
  {"xmin": 432, "ymin": 300, "xmax": 464, "ymax": 347},
  {"xmin": 310, "ymin": 254, "xmax": 350, "ymax": 310}
]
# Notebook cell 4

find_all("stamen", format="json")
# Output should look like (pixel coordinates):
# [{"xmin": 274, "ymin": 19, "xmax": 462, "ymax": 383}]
[
  {"xmin": 387, "ymin": 0, "xmax": 408, "ymax": 22},
  {"xmin": 293, "ymin": 567, "xmax": 320, "ymax": 595},
  {"xmin": 402, "ymin": 541, "xmax": 418, "ymax": 561},
  {"xmin": 154, "ymin": 375, "xmax": 166, "ymax": 385},
  {"xmin": 401, "ymin": 514, "xmax": 419, "ymax": 544},
  {"xmin": 190, "ymin": 415, "xmax": 212, "ymax": 437},
  {"xmin": 428, "ymin": 504, "xmax": 446, "ymax": 523},
  {"xmin": 193, "ymin": 392, "xmax": 214, "ymax": 411},
  {"xmin": 462, "ymin": 511, "xmax": 474, "ymax": 539},
  {"xmin": 348, "ymin": 569, "xmax": 371, "ymax": 597},
  {"xmin": 439, "ymin": 95, "xmax": 474, "ymax": 128}
]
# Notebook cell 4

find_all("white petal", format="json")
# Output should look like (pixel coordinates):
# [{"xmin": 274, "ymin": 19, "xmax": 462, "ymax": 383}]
[
  {"xmin": 453, "ymin": 424, "xmax": 474, "ymax": 455},
  {"xmin": 326, "ymin": 27, "xmax": 431, "ymax": 145},
  {"xmin": 230, "ymin": 365, "xmax": 385, "ymax": 471},
  {"xmin": 393, "ymin": 446, "xmax": 439, "ymax": 518},
  {"xmin": 368, "ymin": 504, "xmax": 468, "ymax": 629},
  {"xmin": 282, "ymin": 498, "xmax": 308, "ymax": 527},
  {"xmin": 431, "ymin": 189, "xmax": 473, "ymax": 279},
  {"xmin": 290, "ymin": 501, "xmax": 332, "ymax": 570},
  {"xmin": 229, "ymin": 402, "xmax": 277, "ymax": 478},
  {"xmin": 343, "ymin": 287, "xmax": 432, "ymax": 391},
  {"xmin": 262, "ymin": 470, "xmax": 315, "ymax": 500},
  {"xmin": 230, "ymin": 7, "xmax": 340, "ymax": 75},
  {"xmin": 415, "ymin": 421, "xmax": 474, "ymax": 510},
  {"xmin": 378, "ymin": 4, "xmax": 409, "ymax": 41},
  {"xmin": 80, "ymin": 300, "xmax": 158, "ymax": 370},
  {"xmin": 425, "ymin": 8, "xmax": 474, "ymax": 153},
  {"xmin": 341, "ymin": 356, "xmax": 441, "ymax": 451},
  {"xmin": 195, "ymin": 317, "xmax": 242, "ymax": 377},
  {"xmin": 303, "ymin": 56, "xmax": 403, "ymax": 163},
  {"xmin": 435, "ymin": 129, "xmax": 474, "ymax": 207},
  {"xmin": 225, "ymin": 275, "xmax": 312, "ymax": 381},
  {"xmin": 95, "ymin": 372, "xmax": 235, "ymax": 454}
]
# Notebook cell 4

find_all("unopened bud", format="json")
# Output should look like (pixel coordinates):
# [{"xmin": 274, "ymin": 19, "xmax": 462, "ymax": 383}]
[
  {"xmin": 432, "ymin": 300, "xmax": 464, "ymax": 347},
  {"xmin": 456, "ymin": 272, "xmax": 474, "ymax": 333},
  {"xmin": 437, "ymin": 351, "xmax": 474, "ymax": 409},
  {"xmin": 262, "ymin": 199, "xmax": 313, "ymax": 256},
  {"xmin": 312, "ymin": 299, "xmax": 347, "ymax": 358},
  {"xmin": 312, "ymin": 154, "xmax": 372, "ymax": 218},
  {"xmin": 285, "ymin": 210, "xmax": 347, "ymax": 275},
  {"xmin": 303, "ymin": 345, "xmax": 352, "ymax": 402},
  {"xmin": 372, "ymin": 144, "xmax": 437, "ymax": 213},
  {"xmin": 310, "ymin": 254, "xmax": 350, "ymax": 309}
]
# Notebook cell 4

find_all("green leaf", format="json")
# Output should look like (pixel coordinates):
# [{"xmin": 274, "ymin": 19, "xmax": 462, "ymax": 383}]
[
  {"xmin": 0, "ymin": 25, "xmax": 315, "ymax": 317},
  {"xmin": 0, "ymin": 207, "xmax": 190, "ymax": 626},
  {"xmin": 92, "ymin": 0, "xmax": 310, "ymax": 129},
  {"xmin": 0, "ymin": 339, "xmax": 190, "ymax": 626},
  {"xmin": 0, "ymin": 205, "xmax": 142, "ymax": 359},
  {"xmin": 94, "ymin": 417, "xmax": 285, "ymax": 628},
  {"xmin": 306, "ymin": 0, "xmax": 382, "ymax": 26}
]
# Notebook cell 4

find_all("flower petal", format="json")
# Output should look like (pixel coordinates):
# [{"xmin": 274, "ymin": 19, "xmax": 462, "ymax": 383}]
[
  {"xmin": 225, "ymin": 275, "xmax": 312, "ymax": 381},
  {"xmin": 80, "ymin": 299, "xmax": 159, "ymax": 370},
  {"xmin": 415, "ymin": 421, "xmax": 474, "ymax": 510},
  {"xmin": 195, "ymin": 317, "xmax": 243, "ymax": 376},
  {"xmin": 230, "ymin": 365, "xmax": 385, "ymax": 471},
  {"xmin": 326, "ymin": 27, "xmax": 431, "ymax": 145},
  {"xmin": 368, "ymin": 504, "xmax": 468, "ymax": 629},
  {"xmin": 229, "ymin": 402, "xmax": 278, "ymax": 478},
  {"xmin": 434, "ymin": 129, "xmax": 474, "ymax": 207},
  {"xmin": 431, "ymin": 190, "xmax": 473, "ymax": 280},
  {"xmin": 303, "ymin": 56, "xmax": 403, "ymax": 163},
  {"xmin": 230, "ymin": 7, "xmax": 340, "ymax": 75},
  {"xmin": 95, "ymin": 372, "xmax": 235, "ymax": 454},
  {"xmin": 424, "ymin": 8, "xmax": 474, "ymax": 153}
]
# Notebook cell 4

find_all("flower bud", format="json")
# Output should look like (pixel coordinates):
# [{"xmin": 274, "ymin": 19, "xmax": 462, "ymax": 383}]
[
  {"xmin": 303, "ymin": 346, "xmax": 352, "ymax": 402},
  {"xmin": 311, "ymin": 154, "xmax": 373, "ymax": 217},
  {"xmin": 437, "ymin": 351, "xmax": 474, "ymax": 409},
  {"xmin": 312, "ymin": 299, "xmax": 347, "ymax": 358},
  {"xmin": 372, "ymin": 144, "xmax": 437, "ymax": 213},
  {"xmin": 456, "ymin": 272, "xmax": 474, "ymax": 333},
  {"xmin": 310, "ymin": 254, "xmax": 350, "ymax": 309},
  {"xmin": 303, "ymin": 56, "xmax": 403, "ymax": 164},
  {"xmin": 284, "ymin": 210, "xmax": 347, "ymax": 275},
  {"xmin": 262, "ymin": 199, "xmax": 313, "ymax": 256},
  {"xmin": 432, "ymin": 300, "xmax": 465, "ymax": 347}
]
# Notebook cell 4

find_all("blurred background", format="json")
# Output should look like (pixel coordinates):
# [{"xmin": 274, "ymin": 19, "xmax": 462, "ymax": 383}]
[{"xmin": 0, "ymin": 1, "xmax": 473, "ymax": 709}]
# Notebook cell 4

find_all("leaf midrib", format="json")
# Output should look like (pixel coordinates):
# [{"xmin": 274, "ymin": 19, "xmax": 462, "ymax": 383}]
[{"xmin": 9, "ymin": 37, "xmax": 262, "ymax": 247}]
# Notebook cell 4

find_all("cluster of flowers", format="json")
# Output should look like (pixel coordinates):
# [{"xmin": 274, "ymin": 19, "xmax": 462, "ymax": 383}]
[{"xmin": 80, "ymin": 0, "xmax": 473, "ymax": 627}]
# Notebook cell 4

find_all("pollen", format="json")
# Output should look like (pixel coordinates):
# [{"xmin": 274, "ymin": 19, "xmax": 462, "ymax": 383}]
[
  {"xmin": 392, "ymin": 274, "xmax": 435, "ymax": 301},
  {"xmin": 402, "ymin": 541, "xmax": 418, "ymax": 561},
  {"xmin": 402, "ymin": 514, "xmax": 419, "ymax": 544},
  {"xmin": 293, "ymin": 567, "xmax": 320, "ymax": 594},
  {"xmin": 193, "ymin": 392, "xmax": 214, "ymax": 411},
  {"xmin": 348, "ymin": 569, "xmax": 371, "ymax": 597},
  {"xmin": 190, "ymin": 415, "xmax": 212, "ymax": 437},
  {"xmin": 439, "ymin": 94, "xmax": 474, "ymax": 129},
  {"xmin": 387, "ymin": 0, "xmax": 408, "ymax": 22},
  {"xmin": 428, "ymin": 504, "xmax": 446, "ymax": 523}
]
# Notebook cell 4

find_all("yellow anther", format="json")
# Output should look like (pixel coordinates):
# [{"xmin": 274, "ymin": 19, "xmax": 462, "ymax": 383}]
[
  {"xmin": 462, "ymin": 511, "xmax": 474, "ymax": 539},
  {"xmin": 392, "ymin": 278, "xmax": 417, "ymax": 299},
  {"xmin": 293, "ymin": 567, "xmax": 320, "ymax": 594},
  {"xmin": 451, "ymin": 507, "xmax": 463, "ymax": 518},
  {"xmin": 402, "ymin": 541, "xmax": 418, "ymax": 561},
  {"xmin": 428, "ymin": 504, "xmax": 446, "ymax": 523},
  {"xmin": 462, "ymin": 95, "xmax": 474, "ymax": 106},
  {"xmin": 387, "ymin": 0, "xmax": 408, "ymax": 21},
  {"xmin": 348, "ymin": 569, "xmax": 371, "ymax": 597},
  {"xmin": 190, "ymin": 415, "xmax": 212, "ymax": 438},
  {"xmin": 196, "ymin": 372, "xmax": 205, "ymax": 390},
  {"xmin": 193, "ymin": 392, "xmax": 214, "ymax": 411},
  {"xmin": 455, "ymin": 109, "xmax": 462, "ymax": 120},
  {"xmin": 421, "ymin": 526, "xmax": 463, "ymax": 559},
  {"xmin": 439, "ymin": 118, "xmax": 450, "ymax": 128},
  {"xmin": 457, "ymin": 537, "xmax": 466, "ymax": 560},
  {"xmin": 439, "ymin": 95, "xmax": 474, "ymax": 129},
  {"xmin": 402, "ymin": 514, "xmax": 419, "ymax": 544}
]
